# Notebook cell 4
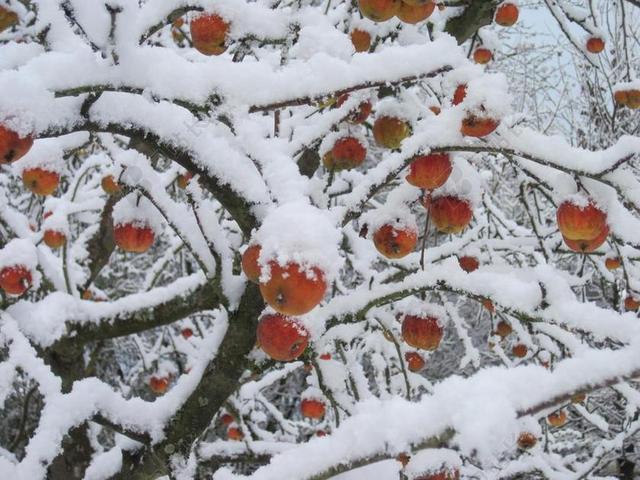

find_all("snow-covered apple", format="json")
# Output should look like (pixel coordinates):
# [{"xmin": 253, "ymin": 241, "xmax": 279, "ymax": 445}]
[
  {"xmin": 401, "ymin": 314, "xmax": 443, "ymax": 351},
  {"xmin": 373, "ymin": 115, "xmax": 411, "ymax": 149},
  {"xmin": 22, "ymin": 168, "xmax": 59, "ymax": 196},
  {"xmin": 301, "ymin": 399, "xmax": 325, "ymax": 420},
  {"xmin": 114, "ymin": 222, "xmax": 155, "ymax": 253},
  {"xmin": 257, "ymin": 314, "xmax": 309, "ymax": 361},
  {"xmin": 259, "ymin": 262, "xmax": 326, "ymax": 316},
  {"xmin": 190, "ymin": 13, "xmax": 230, "ymax": 56},
  {"xmin": 0, "ymin": 265, "xmax": 32, "ymax": 296},
  {"xmin": 406, "ymin": 153, "xmax": 452, "ymax": 190},
  {"xmin": 0, "ymin": 125, "xmax": 33, "ymax": 164},
  {"xmin": 427, "ymin": 195, "xmax": 473, "ymax": 234},
  {"xmin": 373, "ymin": 223, "xmax": 418, "ymax": 259},
  {"xmin": 458, "ymin": 255, "xmax": 479, "ymax": 272}
]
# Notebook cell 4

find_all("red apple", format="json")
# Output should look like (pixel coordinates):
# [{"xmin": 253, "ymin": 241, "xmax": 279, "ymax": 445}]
[
  {"xmin": 373, "ymin": 116, "xmax": 411, "ymax": 149},
  {"xmin": 190, "ymin": 13, "xmax": 230, "ymax": 56},
  {"xmin": 358, "ymin": 0, "xmax": 401, "ymax": 21},
  {"xmin": 401, "ymin": 314, "xmax": 443, "ymax": 351},
  {"xmin": 605, "ymin": 257, "xmax": 621, "ymax": 271},
  {"xmin": 351, "ymin": 29, "xmax": 371, "ymax": 52},
  {"xmin": 429, "ymin": 106, "xmax": 441, "ymax": 115},
  {"xmin": 259, "ymin": 262, "xmax": 326, "ymax": 315},
  {"xmin": 0, "ymin": 265, "xmax": 32, "ymax": 296},
  {"xmin": 22, "ymin": 168, "xmax": 59, "ymax": 196},
  {"xmin": 614, "ymin": 89, "xmax": 640, "ymax": 110},
  {"xmin": 227, "ymin": 426, "xmax": 244, "ymax": 441},
  {"xmin": 0, "ymin": 125, "xmax": 33, "ymax": 164},
  {"xmin": 512, "ymin": 343, "xmax": 528, "ymax": 358},
  {"xmin": 452, "ymin": 84, "xmax": 467, "ymax": 105},
  {"xmin": 181, "ymin": 327, "xmax": 194, "ymax": 339},
  {"xmin": 517, "ymin": 432, "xmax": 537, "ymax": 449},
  {"xmin": 495, "ymin": 2, "xmax": 519, "ymax": 26},
  {"xmin": 473, "ymin": 47, "xmax": 492, "ymax": 64},
  {"xmin": 220, "ymin": 413, "xmax": 235, "ymax": 425},
  {"xmin": 547, "ymin": 410, "xmax": 567, "ymax": 427},
  {"xmin": 319, "ymin": 353, "xmax": 332, "ymax": 360},
  {"xmin": 396, "ymin": 1, "xmax": 434, "ymax": 24},
  {"xmin": 460, "ymin": 115, "xmax": 499, "ymax": 137},
  {"xmin": 586, "ymin": 37, "xmax": 604, "ymax": 54},
  {"xmin": 427, "ymin": 195, "xmax": 473, "ymax": 234},
  {"xmin": 373, "ymin": 223, "xmax": 418, "ymax": 259},
  {"xmin": 114, "ymin": 223, "xmax": 155, "ymax": 253},
  {"xmin": 404, "ymin": 351, "xmax": 425, "ymax": 372},
  {"xmin": 458, "ymin": 255, "xmax": 479, "ymax": 272},
  {"xmin": 406, "ymin": 153, "xmax": 452, "ymax": 190},
  {"xmin": 149, "ymin": 376, "xmax": 169, "ymax": 394},
  {"xmin": 242, "ymin": 244, "xmax": 262, "ymax": 283},
  {"xmin": 301, "ymin": 399, "xmax": 325, "ymax": 420},
  {"xmin": 557, "ymin": 200, "xmax": 607, "ymax": 241},
  {"xmin": 323, "ymin": 136, "xmax": 366, "ymax": 171},
  {"xmin": 482, "ymin": 298, "xmax": 495, "ymax": 313},
  {"xmin": 625, "ymin": 296, "xmax": 640, "ymax": 311},
  {"xmin": 43, "ymin": 230, "xmax": 66, "ymax": 249},
  {"xmin": 101, "ymin": 175, "xmax": 121, "ymax": 195},
  {"xmin": 257, "ymin": 313, "xmax": 309, "ymax": 361}
]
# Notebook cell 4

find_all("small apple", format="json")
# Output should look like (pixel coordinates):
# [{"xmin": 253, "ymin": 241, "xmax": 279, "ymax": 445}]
[
  {"xmin": 0, "ymin": 265, "xmax": 32, "ymax": 296},
  {"xmin": 177, "ymin": 171, "xmax": 193, "ymax": 189},
  {"xmin": 401, "ymin": 314, "xmax": 443, "ymax": 351},
  {"xmin": 396, "ymin": 1, "xmax": 435, "ymax": 24},
  {"xmin": 241, "ymin": 244, "xmax": 262, "ymax": 283},
  {"xmin": 0, "ymin": 6, "xmax": 18, "ymax": 33},
  {"xmin": 495, "ymin": 2, "xmax": 518, "ymax": 26},
  {"xmin": 149, "ymin": 376, "xmax": 169, "ymax": 394},
  {"xmin": 586, "ymin": 36, "xmax": 604, "ymax": 54},
  {"xmin": 22, "ymin": 168, "xmax": 60, "ymax": 196},
  {"xmin": 557, "ymin": 200, "xmax": 607, "ymax": 241},
  {"xmin": 190, "ymin": 13, "xmax": 230, "ymax": 56},
  {"xmin": 323, "ymin": 136, "xmax": 367, "ymax": 171},
  {"xmin": 427, "ymin": 195, "xmax": 473, "ymax": 234},
  {"xmin": 605, "ymin": 257, "xmax": 621, "ymax": 271},
  {"xmin": 0, "ymin": 125, "xmax": 33, "ymax": 164},
  {"xmin": 43, "ymin": 230, "xmax": 66, "ymax": 249},
  {"xmin": 624, "ymin": 295, "xmax": 640, "ymax": 311},
  {"xmin": 406, "ymin": 153, "xmax": 452, "ymax": 190},
  {"xmin": 614, "ymin": 89, "xmax": 640, "ymax": 109},
  {"xmin": 482, "ymin": 298, "xmax": 495, "ymax": 313},
  {"xmin": 351, "ymin": 29, "xmax": 371, "ymax": 52},
  {"xmin": 473, "ymin": 47, "xmax": 493, "ymax": 64},
  {"xmin": 358, "ymin": 0, "xmax": 401, "ymax": 21},
  {"xmin": 404, "ymin": 351, "xmax": 425, "ymax": 372},
  {"xmin": 373, "ymin": 223, "xmax": 418, "ymax": 259},
  {"xmin": 452, "ymin": 84, "xmax": 467, "ymax": 105},
  {"xmin": 227, "ymin": 426, "xmax": 244, "ymax": 441},
  {"xmin": 458, "ymin": 255, "xmax": 479, "ymax": 272},
  {"xmin": 220, "ymin": 413, "xmax": 235, "ymax": 426},
  {"xmin": 181, "ymin": 327, "xmax": 194, "ymax": 339},
  {"xmin": 101, "ymin": 175, "xmax": 121, "ymax": 195},
  {"xmin": 571, "ymin": 392, "xmax": 586, "ymax": 404},
  {"xmin": 517, "ymin": 432, "xmax": 537, "ymax": 449},
  {"xmin": 301, "ymin": 399, "xmax": 325, "ymax": 420},
  {"xmin": 257, "ymin": 313, "xmax": 309, "ymax": 361},
  {"xmin": 373, "ymin": 115, "xmax": 411, "ymax": 149},
  {"xmin": 495, "ymin": 320, "xmax": 512, "ymax": 339},
  {"xmin": 336, "ymin": 94, "xmax": 373, "ymax": 124},
  {"xmin": 114, "ymin": 223, "xmax": 155, "ymax": 253},
  {"xmin": 547, "ymin": 410, "xmax": 567, "ymax": 428},
  {"xmin": 460, "ymin": 115, "xmax": 499, "ymax": 137},
  {"xmin": 512, "ymin": 343, "xmax": 528, "ymax": 358},
  {"xmin": 429, "ymin": 106, "xmax": 441, "ymax": 115},
  {"xmin": 319, "ymin": 353, "xmax": 331, "ymax": 360},
  {"xmin": 259, "ymin": 262, "xmax": 326, "ymax": 316}
]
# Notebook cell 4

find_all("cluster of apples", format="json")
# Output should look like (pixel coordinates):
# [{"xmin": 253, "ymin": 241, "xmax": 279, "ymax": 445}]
[
  {"xmin": 614, "ymin": 88, "xmax": 640, "ymax": 110},
  {"xmin": 242, "ymin": 246, "xmax": 327, "ymax": 362}
]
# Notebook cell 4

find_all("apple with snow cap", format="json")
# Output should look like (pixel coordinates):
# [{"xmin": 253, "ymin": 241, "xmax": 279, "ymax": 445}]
[
  {"xmin": 149, "ymin": 375, "xmax": 169, "ymax": 394},
  {"xmin": 495, "ymin": 2, "xmax": 519, "ymax": 26},
  {"xmin": 373, "ymin": 115, "xmax": 411, "ymax": 149},
  {"xmin": 260, "ymin": 262, "xmax": 327, "ymax": 315},
  {"xmin": 101, "ymin": 175, "xmax": 121, "ymax": 195},
  {"xmin": 321, "ymin": 133, "xmax": 367, "ymax": 171},
  {"xmin": 112, "ymin": 196, "xmax": 159, "ymax": 254},
  {"xmin": 22, "ymin": 168, "xmax": 60, "ymax": 196},
  {"xmin": 300, "ymin": 393, "xmax": 325, "ymax": 420},
  {"xmin": 190, "ymin": 13, "xmax": 230, "ymax": 56},
  {"xmin": 401, "ymin": 312, "xmax": 444, "ymax": 351},
  {"xmin": 426, "ymin": 195, "xmax": 473, "ymax": 234},
  {"xmin": 227, "ymin": 425, "xmax": 243, "ymax": 441},
  {"xmin": 547, "ymin": 410, "xmax": 567, "ymax": 427},
  {"xmin": 373, "ymin": 222, "xmax": 418, "ymax": 259},
  {"xmin": 406, "ymin": 153, "xmax": 452, "ymax": 190},
  {"xmin": 557, "ymin": 198, "xmax": 608, "ymax": 251},
  {"xmin": 257, "ymin": 314, "xmax": 309, "ymax": 361},
  {"xmin": 405, "ymin": 351, "xmax": 425, "ymax": 372},
  {"xmin": 0, "ymin": 125, "xmax": 33, "ymax": 164}
]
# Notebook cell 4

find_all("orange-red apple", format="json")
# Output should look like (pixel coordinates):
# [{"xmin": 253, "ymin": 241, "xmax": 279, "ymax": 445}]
[
  {"xmin": 401, "ymin": 314, "xmax": 443, "ymax": 351},
  {"xmin": 181, "ymin": 327, "xmax": 193, "ymax": 339},
  {"xmin": 373, "ymin": 116, "xmax": 410, "ymax": 149},
  {"xmin": 114, "ymin": 223, "xmax": 155, "ymax": 253},
  {"xmin": 373, "ymin": 223, "xmax": 418, "ymax": 259},
  {"xmin": 562, "ymin": 224, "xmax": 608, "ymax": 253},
  {"xmin": 259, "ymin": 262, "xmax": 326, "ymax": 315},
  {"xmin": 43, "ymin": 230, "xmax": 66, "ymax": 249},
  {"xmin": 452, "ymin": 84, "xmax": 467, "ymax": 105},
  {"xmin": 301, "ymin": 399, "xmax": 325, "ymax": 420},
  {"xmin": 323, "ymin": 136, "xmax": 366, "ymax": 171},
  {"xmin": 358, "ymin": 0, "xmax": 401, "ymax": 21},
  {"xmin": 556, "ymin": 200, "xmax": 607, "ymax": 241},
  {"xmin": 22, "ymin": 168, "xmax": 59, "ymax": 196},
  {"xmin": 547, "ymin": 410, "xmax": 567, "ymax": 427},
  {"xmin": 0, "ymin": 125, "xmax": 33, "ymax": 164},
  {"xmin": 190, "ymin": 13, "xmax": 230, "ymax": 56},
  {"xmin": 473, "ymin": 47, "xmax": 493, "ymax": 64},
  {"xmin": 0, "ymin": 265, "xmax": 32, "ymax": 296},
  {"xmin": 396, "ymin": 1, "xmax": 434, "ymax": 24},
  {"xmin": 319, "ymin": 353, "xmax": 331, "ymax": 360},
  {"xmin": 460, "ymin": 115, "xmax": 499, "ymax": 137},
  {"xmin": 517, "ymin": 432, "xmax": 537, "ymax": 449},
  {"xmin": 615, "ymin": 89, "xmax": 640, "ymax": 109},
  {"xmin": 149, "ymin": 376, "xmax": 169, "ymax": 394},
  {"xmin": 404, "ymin": 351, "xmax": 425, "ymax": 372},
  {"xmin": 458, "ymin": 255, "xmax": 479, "ymax": 272},
  {"xmin": 495, "ymin": 2, "xmax": 519, "ymax": 26},
  {"xmin": 605, "ymin": 257, "xmax": 621, "ymax": 270},
  {"xmin": 101, "ymin": 175, "xmax": 121, "ymax": 195},
  {"xmin": 586, "ymin": 37, "xmax": 604, "ymax": 54},
  {"xmin": 625, "ymin": 295, "xmax": 640, "ymax": 311},
  {"xmin": 257, "ymin": 313, "xmax": 309, "ymax": 361},
  {"xmin": 0, "ymin": 6, "xmax": 18, "ymax": 33},
  {"xmin": 220, "ymin": 413, "xmax": 235, "ymax": 425},
  {"xmin": 177, "ymin": 171, "xmax": 193, "ymax": 189},
  {"xmin": 351, "ymin": 29, "xmax": 371, "ymax": 52},
  {"xmin": 406, "ymin": 153, "xmax": 452, "ymax": 190},
  {"xmin": 427, "ymin": 195, "xmax": 473, "ymax": 234},
  {"xmin": 227, "ymin": 426, "xmax": 243, "ymax": 441},
  {"xmin": 512, "ymin": 343, "xmax": 528, "ymax": 358}
]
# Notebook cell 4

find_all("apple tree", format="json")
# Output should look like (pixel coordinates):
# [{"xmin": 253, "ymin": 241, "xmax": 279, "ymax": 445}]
[{"xmin": 1, "ymin": 0, "xmax": 640, "ymax": 479}]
